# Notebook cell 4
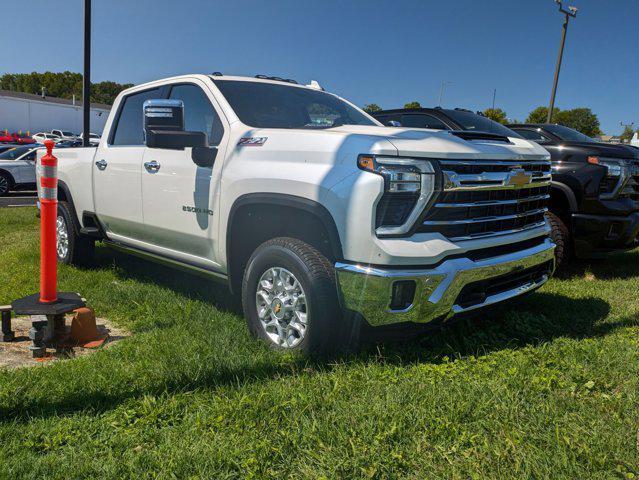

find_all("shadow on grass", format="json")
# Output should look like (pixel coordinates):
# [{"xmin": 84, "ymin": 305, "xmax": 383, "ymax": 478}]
[
  {"xmin": 1, "ymin": 287, "xmax": 625, "ymax": 423},
  {"xmin": 560, "ymin": 249, "xmax": 639, "ymax": 281}
]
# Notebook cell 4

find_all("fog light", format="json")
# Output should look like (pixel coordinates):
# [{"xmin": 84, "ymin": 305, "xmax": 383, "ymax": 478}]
[{"xmin": 390, "ymin": 280, "xmax": 416, "ymax": 311}]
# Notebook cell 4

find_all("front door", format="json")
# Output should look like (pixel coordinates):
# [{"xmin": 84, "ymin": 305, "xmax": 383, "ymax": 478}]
[
  {"xmin": 141, "ymin": 81, "xmax": 227, "ymax": 270},
  {"xmin": 93, "ymin": 87, "xmax": 163, "ymax": 242}
]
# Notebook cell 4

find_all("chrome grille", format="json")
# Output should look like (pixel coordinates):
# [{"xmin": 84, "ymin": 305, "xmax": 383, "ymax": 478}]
[{"xmin": 418, "ymin": 160, "xmax": 551, "ymax": 241}]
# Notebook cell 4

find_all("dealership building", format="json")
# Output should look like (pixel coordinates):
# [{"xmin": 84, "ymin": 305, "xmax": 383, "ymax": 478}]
[{"xmin": 0, "ymin": 89, "xmax": 110, "ymax": 135}]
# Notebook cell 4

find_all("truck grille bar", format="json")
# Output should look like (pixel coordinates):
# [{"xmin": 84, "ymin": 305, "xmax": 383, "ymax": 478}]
[{"xmin": 418, "ymin": 160, "xmax": 551, "ymax": 241}]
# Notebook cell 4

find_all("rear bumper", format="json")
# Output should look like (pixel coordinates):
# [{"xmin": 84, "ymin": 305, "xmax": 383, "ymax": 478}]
[
  {"xmin": 335, "ymin": 238, "xmax": 555, "ymax": 327},
  {"xmin": 573, "ymin": 212, "xmax": 639, "ymax": 257}
]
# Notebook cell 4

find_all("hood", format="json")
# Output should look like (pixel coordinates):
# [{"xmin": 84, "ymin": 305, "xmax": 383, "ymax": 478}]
[
  {"xmin": 329, "ymin": 125, "xmax": 550, "ymax": 161},
  {"xmin": 561, "ymin": 141, "xmax": 639, "ymax": 160}
]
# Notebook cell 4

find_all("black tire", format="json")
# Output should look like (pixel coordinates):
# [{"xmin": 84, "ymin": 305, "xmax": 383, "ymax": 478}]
[
  {"xmin": 242, "ymin": 237, "xmax": 358, "ymax": 355},
  {"xmin": 57, "ymin": 201, "xmax": 95, "ymax": 266},
  {"xmin": 0, "ymin": 172, "xmax": 11, "ymax": 197},
  {"xmin": 547, "ymin": 211, "xmax": 571, "ymax": 271}
]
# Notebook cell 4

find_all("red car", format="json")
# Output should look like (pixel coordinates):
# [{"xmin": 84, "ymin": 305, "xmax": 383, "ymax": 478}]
[
  {"xmin": 0, "ymin": 131, "xmax": 13, "ymax": 143},
  {"xmin": 11, "ymin": 132, "xmax": 36, "ymax": 144}
]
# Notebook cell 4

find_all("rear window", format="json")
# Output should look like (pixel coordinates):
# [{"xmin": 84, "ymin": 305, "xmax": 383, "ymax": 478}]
[
  {"xmin": 443, "ymin": 110, "xmax": 522, "ymax": 138},
  {"xmin": 214, "ymin": 80, "xmax": 376, "ymax": 129}
]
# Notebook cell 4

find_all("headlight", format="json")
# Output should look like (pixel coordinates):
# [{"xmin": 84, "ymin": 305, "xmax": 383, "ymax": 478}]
[
  {"xmin": 358, "ymin": 155, "xmax": 436, "ymax": 236},
  {"xmin": 588, "ymin": 156, "xmax": 630, "ymax": 198}
]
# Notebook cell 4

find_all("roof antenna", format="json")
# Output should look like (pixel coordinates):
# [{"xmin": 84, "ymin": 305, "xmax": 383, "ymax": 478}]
[{"xmin": 306, "ymin": 80, "xmax": 324, "ymax": 91}]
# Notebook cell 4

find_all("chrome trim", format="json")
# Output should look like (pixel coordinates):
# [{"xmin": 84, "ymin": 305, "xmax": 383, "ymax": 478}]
[
  {"xmin": 442, "ymin": 170, "xmax": 551, "ymax": 191},
  {"xmin": 435, "ymin": 193, "xmax": 550, "ymax": 208},
  {"xmin": 445, "ymin": 220, "xmax": 548, "ymax": 242},
  {"xmin": 95, "ymin": 159, "xmax": 108, "ymax": 171},
  {"xmin": 422, "ymin": 207, "xmax": 547, "ymax": 226},
  {"xmin": 335, "ymin": 238, "xmax": 555, "ymax": 327}
]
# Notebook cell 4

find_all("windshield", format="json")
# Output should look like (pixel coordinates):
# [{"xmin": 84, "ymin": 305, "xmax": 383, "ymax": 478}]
[
  {"xmin": 214, "ymin": 80, "xmax": 377, "ymax": 129},
  {"xmin": 543, "ymin": 124, "xmax": 596, "ymax": 143},
  {"xmin": 442, "ymin": 110, "xmax": 522, "ymax": 138},
  {"xmin": 62, "ymin": 131, "xmax": 75, "ymax": 136},
  {"xmin": 0, "ymin": 147, "xmax": 31, "ymax": 160}
]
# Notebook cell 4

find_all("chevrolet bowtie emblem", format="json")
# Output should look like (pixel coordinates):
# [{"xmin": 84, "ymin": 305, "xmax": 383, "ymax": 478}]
[{"xmin": 506, "ymin": 168, "xmax": 533, "ymax": 187}]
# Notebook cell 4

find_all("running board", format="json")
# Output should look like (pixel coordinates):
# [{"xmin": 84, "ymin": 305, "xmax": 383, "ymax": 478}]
[{"xmin": 103, "ymin": 240, "xmax": 229, "ymax": 284}]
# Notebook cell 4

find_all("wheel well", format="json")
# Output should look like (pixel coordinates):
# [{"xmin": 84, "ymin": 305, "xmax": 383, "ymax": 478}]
[
  {"xmin": 227, "ymin": 202, "xmax": 340, "ymax": 293},
  {"xmin": 549, "ymin": 185, "xmax": 572, "ymax": 224}
]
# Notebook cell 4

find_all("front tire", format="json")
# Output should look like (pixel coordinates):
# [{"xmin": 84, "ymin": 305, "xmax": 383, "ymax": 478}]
[
  {"xmin": 57, "ymin": 201, "xmax": 95, "ymax": 266},
  {"xmin": 547, "ymin": 211, "xmax": 571, "ymax": 271},
  {"xmin": 242, "ymin": 237, "xmax": 357, "ymax": 355},
  {"xmin": 0, "ymin": 173, "xmax": 11, "ymax": 197}
]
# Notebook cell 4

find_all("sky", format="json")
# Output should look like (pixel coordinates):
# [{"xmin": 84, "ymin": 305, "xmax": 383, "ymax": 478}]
[{"xmin": 1, "ymin": 0, "xmax": 637, "ymax": 134}]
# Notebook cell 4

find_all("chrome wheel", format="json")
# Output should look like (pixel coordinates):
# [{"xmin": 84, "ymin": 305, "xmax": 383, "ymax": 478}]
[
  {"xmin": 56, "ymin": 215, "xmax": 69, "ymax": 260},
  {"xmin": 0, "ymin": 175, "xmax": 8, "ymax": 196},
  {"xmin": 255, "ymin": 267, "xmax": 308, "ymax": 348}
]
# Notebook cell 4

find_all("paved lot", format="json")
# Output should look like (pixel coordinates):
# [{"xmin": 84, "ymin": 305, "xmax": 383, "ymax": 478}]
[{"xmin": 0, "ymin": 191, "xmax": 37, "ymax": 208}]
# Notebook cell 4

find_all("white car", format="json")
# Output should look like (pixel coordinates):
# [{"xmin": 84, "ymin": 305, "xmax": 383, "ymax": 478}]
[
  {"xmin": 51, "ymin": 130, "xmax": 80, "ymax": 141},
  {"xmin": 32, "ymin": 132, "xmax": 61, "ymax": 144},
  {"xmin": 79, "ymin": 132, "xmax": 101, "ymax": 146},
  {"xmin": 40, "ymin": 74, "xmax": 555, "ymax": 354},
  {"xmin": 0, "ymin": 145, "xmax": 42, "ymax": 196}
]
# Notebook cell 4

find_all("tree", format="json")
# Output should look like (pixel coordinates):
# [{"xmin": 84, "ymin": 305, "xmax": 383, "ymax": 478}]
[
  {"xmin": 363, "ymin": 104, "xmax": 382, "ymax": 114},
  {"xmin": 554, "ymin": 108, "xmax": 601, "ymax": 137},
  {"xmin": 482, "ymin": 108, "xmax": 508, "ymax": 124},
  {"xmin": 526, "ymin": 106, "xmax": 561, "ymax": 124},
  {"xmin": 404, "ymin": 101, "xmax": 422, "ymax": 109},
  {"xmin": 619, "ymin": 125, "xmax": 636, "ymax": 143},
  {"xmin": 0, "ymin": 71, "xmax": 132, "ymax": 105}
]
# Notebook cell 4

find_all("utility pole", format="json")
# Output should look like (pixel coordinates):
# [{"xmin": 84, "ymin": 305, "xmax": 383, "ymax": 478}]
[
  {"xmin": 438, "ymin": 81, "xmax": 452, "ymax": 107},
  {"xmin": 83, "ymin": 0, "xmax": 91, "ymax": 147},
  {"xmin": 547, "ymin": 0, "xmax": 578, "ymax": 123},
  {"xmin": 491, "ymin": 88, "xmax": 497, "ymax": 110}
]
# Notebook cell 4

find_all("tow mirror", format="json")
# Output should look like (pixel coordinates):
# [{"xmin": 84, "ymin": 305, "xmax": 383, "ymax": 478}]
[{"xmin": 143, "ymin": 99, "xmax": 216, "ymax": 167}]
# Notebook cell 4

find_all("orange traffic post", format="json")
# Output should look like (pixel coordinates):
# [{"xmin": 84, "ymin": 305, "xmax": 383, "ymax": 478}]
[{"xmin": 39, "ymin": 140, "xmax": 58, "ymax": 303}]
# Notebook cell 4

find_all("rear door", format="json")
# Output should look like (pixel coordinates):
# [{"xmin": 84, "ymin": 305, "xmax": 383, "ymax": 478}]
[
  {"xmin": 140, "ymin": 80, "xmax": 227, "ymax": 269},
  {"xmin": 93, "ymin": 87, "xmax": 164, "ymax": 242},
  {"xmin": 17, "ymin": 149, "xmax": 37, "ymax": 184}
]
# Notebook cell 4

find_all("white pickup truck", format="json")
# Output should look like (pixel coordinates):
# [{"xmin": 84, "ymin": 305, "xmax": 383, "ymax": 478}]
[{"xmin": 41, "ymin": 73, "xmax": 555, "ymax": 353}]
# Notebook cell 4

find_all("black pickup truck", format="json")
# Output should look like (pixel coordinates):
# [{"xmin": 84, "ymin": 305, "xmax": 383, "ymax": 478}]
[
  {"xmin": 507, "ymin": 124, "xmax": 639, "ymax": 267},
  {"xmin": 372, "ymin": 108, "xmax": 639, "ymax": 268}
]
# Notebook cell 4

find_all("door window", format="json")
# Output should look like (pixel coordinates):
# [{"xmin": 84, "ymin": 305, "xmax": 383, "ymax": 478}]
[
  {"xmin": 169, "ymin": 84, "xmax": 224, "ymax": 146},
  {"xmin": 111, "ymin": 88, "xmax": 162, "ymax": 146}
]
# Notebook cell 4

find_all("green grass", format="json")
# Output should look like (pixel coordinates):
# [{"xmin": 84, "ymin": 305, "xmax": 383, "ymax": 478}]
[{"xmin": 0, "ymin": 207, "xmax": 638, "ymax": 479}]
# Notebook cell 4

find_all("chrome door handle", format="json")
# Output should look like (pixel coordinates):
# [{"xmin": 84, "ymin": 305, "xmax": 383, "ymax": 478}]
[
  {"xmin": 144, "ymin": 160, "xmax": 161, "ymax": 173},
  {"xmin": 95, "ymin": 159, "xmax": 107, "ymax": 170}
]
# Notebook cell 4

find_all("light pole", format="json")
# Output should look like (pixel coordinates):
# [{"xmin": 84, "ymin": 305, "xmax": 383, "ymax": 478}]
[
  {"xmin": 438, "ymin": 81, "xmax": 452, "ymax": 107},
  {"xmin": 83, "ymin": 0, "xmax": 91, "ymax": 147},
  {"xmin": 547, "ymin": 0, "xmax": 577, "ymax": 123}
]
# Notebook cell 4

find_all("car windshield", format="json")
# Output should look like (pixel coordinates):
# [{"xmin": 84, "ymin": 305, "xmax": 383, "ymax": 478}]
[
  {"xmin": 442, "ymin": 109, "xmax": 522, "ymax": 138},
  {"xmin": 0, "ymin": 147, "xmax": 31, "ymax": 160},
  {"xmin": 542, "ymin": 124, "xmax": 596, "ymax": 143},
  {"xmin": 214, "ymin": 80, "xmax": 377, "ymax": 129},
  {"xmin": 62, "ymin": 131, "xmax": 75, "ymax": 136}
]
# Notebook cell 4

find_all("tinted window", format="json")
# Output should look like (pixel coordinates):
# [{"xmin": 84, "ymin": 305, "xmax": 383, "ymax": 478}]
[
  {"xmin": 542, "ymin": 124, "xmax": 596, "ymax": 143},
  {"xmin": 442, "ymin": 110, "xmax": 522, "ymax": 138},
  {"xmin": 214, "ymin": 80, "xmax": 376, "ymax": 129},
  {"xmin": 112, "ymin": 88, "xmax": 162, "ymax": 145},
  {"xmin": 0, "ymin": 147, "xmax": 32, "ymax": 160},
  {"xmin": 169, "ymin": 84, "xmax": 224, "ymax": 146},
  {"xmin": 400, "ymin": 114, "xmax": 450, "ymax": 130},
  {"xmin": 514, "ymin": 129, "xmax": 550, "ymax": 143}
]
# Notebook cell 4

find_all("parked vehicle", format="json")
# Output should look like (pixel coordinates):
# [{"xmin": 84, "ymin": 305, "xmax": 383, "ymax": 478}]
[
  {"xmin": 56, "ymin": 139, "xmax": 84, "ymax": 148},
  {"xmin": 11, "ymin": 133, "xmax": 36, "ymax": 145},
  {"xmin": 51, "ymin": 130, "xmax": 80, "ymax": 141},
  {"xmin": 507, "ymin": 123, "xmax": 639, "ymax": 267},
  {"xmin": 32, "ymin": 132, "xmax": 61, "ymax": 144},
  {"xmin": 79, "ymin": 132, "xmax": 100, "ymax": 146},
  {"xmin": 40, "ymin": 74, "xmax": 555, "ymax": 353},
  {"xmin": 0, "ymin": 131, "xmax": 14, "ymax": 143},
  {"xmin": 0, "ymin": 145, "xmax": 41, "ymax": 196}
]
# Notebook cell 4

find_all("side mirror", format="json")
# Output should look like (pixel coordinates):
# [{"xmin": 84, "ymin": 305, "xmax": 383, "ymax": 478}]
[
  {"xmin": 387, "ymin": 120, "xmax": 402, "ymax": 127},
  {"xmin": 143, "ymin": 99, "xmax": 208, "ymax": 150}
]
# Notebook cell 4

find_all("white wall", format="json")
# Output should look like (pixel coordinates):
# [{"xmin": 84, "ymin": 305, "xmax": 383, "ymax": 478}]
[{"xmin": 0, "ymin": 95, "xmax": 110, "ymax": 135}]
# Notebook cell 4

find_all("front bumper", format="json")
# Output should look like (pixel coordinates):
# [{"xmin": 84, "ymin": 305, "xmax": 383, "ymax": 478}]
[
  {"xmin": 572, "ymin": 212, "xmax": 639, "ymax": 258},
  {"xmin": 335, "ymin": 238, "xmax": 555, "ymax": 327}
]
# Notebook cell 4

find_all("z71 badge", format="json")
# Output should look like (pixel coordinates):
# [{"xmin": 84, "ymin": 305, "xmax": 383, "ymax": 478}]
[{"xmin": 183, "ymin": 205, "xmax": 214, "ymax": 216}]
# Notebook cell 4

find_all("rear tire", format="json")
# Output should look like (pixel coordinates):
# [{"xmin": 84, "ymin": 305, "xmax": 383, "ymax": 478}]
[
  {"xmin": 547, "ymin": 211, "xmax": 571, "ymax": 271},
  {"xmin": 242, "ymin": 237, "xmax": 358, "ymax": 355},
  {"xmin": 0, "ymin": 173, "xmax": 11, "ymax": 197},
  {"xmin": 57, "ymin": 201, "xmax": 95, "ymax": 266}
]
